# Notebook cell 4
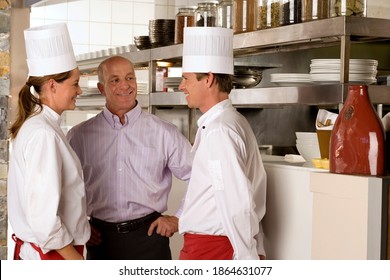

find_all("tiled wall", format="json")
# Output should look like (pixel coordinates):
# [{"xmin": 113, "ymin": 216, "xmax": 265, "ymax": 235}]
[
  {"xmin": 0, "ymin": 0, "xmax": 10, "ymax": 260},
  {"xmin": 30, "ymin": 0, "xmax": 199, "ymax": 55}
]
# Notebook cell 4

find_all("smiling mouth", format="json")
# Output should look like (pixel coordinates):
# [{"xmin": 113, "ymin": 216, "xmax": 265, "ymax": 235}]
[{"xmin": 117, "ymin": 90, "xmax": 133, "ymax": 96}]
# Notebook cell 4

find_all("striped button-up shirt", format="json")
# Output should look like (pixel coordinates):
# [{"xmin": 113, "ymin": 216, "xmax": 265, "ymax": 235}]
[{"xmin": 67, "ymin": 104, "xmax": 193, "ymax": 222}]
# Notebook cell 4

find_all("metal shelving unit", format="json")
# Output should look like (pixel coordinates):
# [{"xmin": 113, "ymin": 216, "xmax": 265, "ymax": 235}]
[
  {"xmin": 148, "ymin": 17, "xmax": 390, "ymax": 108},
  {"xmin": 76, "ymin": 16, "xmax": 390, "ymax": 141}
]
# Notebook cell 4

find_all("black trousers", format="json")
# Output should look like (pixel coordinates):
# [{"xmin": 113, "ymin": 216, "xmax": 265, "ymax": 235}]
[{"xmin": 87, "ymin": 216, "xmax": 172, "ymax": 260}]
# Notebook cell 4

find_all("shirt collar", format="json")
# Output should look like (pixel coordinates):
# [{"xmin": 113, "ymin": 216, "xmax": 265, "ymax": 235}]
[
  {"xmin": 102, "ymin": 102, "xmax": 142, "ymax": 129},
  {"xmin": 42, "ymin": 105, "xmax": 62, "ymax": 126},
  {"xmin": 197, "ymin": 99, "xmax": 232, "ymax": 129}
]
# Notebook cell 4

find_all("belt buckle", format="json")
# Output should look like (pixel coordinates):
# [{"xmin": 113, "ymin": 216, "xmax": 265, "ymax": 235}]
[{"xmin": 116, "ymin": 222, "xmax": 131, "ymax": 234}]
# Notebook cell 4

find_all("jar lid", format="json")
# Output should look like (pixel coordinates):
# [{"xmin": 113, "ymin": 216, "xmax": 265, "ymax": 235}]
[
  {"xmin": 197, "ymin": 1, "xmax": 219, "ymax": 6},
  {"xmin": 178, "ymin": 6, "xmax": 197, "ymax": 12}
]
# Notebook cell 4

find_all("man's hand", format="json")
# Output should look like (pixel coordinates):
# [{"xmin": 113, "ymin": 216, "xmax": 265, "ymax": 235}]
[
  {"xmin": 86, "ymin": 225, "xmax": 102, "ymax": 246},
  {"xmin": 147, "ymin": 215, "xmax": 178, "ymax": 237}
]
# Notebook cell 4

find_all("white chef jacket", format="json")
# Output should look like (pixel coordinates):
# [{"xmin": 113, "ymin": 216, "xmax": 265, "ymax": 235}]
[
  {"xmin": 7, "ymin": 105, "xmax": 90, "ymax": 259},
  {"xmin": 179, "ymin": 99, "xmax": 267, "ymax": 259},
  {"xmin": 382, "ymin": 112, "xmax": 390, "ymax": 132}
]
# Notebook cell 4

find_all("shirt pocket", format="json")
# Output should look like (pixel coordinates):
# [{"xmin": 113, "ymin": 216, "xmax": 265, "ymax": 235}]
[{"xmin": 126, "ymin": 146, "xmax": 166, "ymax": 178}]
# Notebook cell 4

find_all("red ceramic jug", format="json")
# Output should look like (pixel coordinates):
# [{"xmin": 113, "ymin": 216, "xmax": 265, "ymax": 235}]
[{"xmin": 329, "ymin": 85, "xmax": 385, "ymax": 176}]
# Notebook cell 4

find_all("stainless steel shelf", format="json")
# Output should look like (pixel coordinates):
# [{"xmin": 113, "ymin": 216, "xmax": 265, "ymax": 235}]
[
  {"xmin": 233, "ymin": 16, "xmax": 390, "ymax": 56},
  {"xmin": 77, "ymin": 17, "xmax": 390, "ymax": 72},
  {"xmin": 76, "ymin": 17, "xmax": 390, "ymax": 108},
  {"xmin": 76, "ymin": 92, "xmax": 149, "ymax": 109},
  {"xmin": 150, "ymin": 85, "xmax": 390, "ymax": 107}
]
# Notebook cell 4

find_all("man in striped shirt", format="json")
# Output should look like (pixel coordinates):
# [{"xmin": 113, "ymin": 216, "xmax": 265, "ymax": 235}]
[{"xmin": 67, "ymin": 56, "xmax": 193, "ymax": 260}]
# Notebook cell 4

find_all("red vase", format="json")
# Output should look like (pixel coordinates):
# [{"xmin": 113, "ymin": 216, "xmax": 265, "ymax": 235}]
[{"xmin": 329, "ymin": 85, "xmax": 385, "ymax": 176}]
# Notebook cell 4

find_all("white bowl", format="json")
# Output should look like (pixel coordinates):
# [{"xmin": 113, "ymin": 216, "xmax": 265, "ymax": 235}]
[
  {"xmin": 296, "ymin": 132, "xmax": 318, "ymax": 140},
  {"xmin": 296, "ymin": 143, "xmax": 321, "ymax": 161}
]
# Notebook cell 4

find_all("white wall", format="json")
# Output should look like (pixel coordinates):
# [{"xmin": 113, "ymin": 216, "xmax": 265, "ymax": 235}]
[{"xmin": 30, "ymin": 0, "xmax": 199, "ymax": 55}]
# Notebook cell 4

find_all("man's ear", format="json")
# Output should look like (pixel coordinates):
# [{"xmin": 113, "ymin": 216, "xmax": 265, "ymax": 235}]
[
  {"xmin": 206, "ymin": 72, "xmax": 215, "ymax": 88},
  {"xmin": 97, "ymin": 82, "xmax": 106, "ymax": 97}
]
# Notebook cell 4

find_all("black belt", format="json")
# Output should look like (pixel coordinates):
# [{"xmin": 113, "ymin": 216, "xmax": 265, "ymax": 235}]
[{"xmin": 90, "ymin": 212, "xmax": 161, "ymax": 234}]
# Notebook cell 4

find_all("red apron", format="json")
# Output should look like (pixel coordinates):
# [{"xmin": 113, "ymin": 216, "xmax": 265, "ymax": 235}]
[
  {"xmin": 179, "ymin": 233, "xmax": 234, "ymax": 260},
  {"xmin": 12, "ymin": 234, "xmax": 84, "ymax": 260}
]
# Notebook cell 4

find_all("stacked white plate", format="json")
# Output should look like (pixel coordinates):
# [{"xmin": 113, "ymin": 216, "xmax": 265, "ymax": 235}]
[
  {"xmin": 310, "ymin": 59, "xmax": 378, "ymax": 84},
  {"xmin": 270, "ymin": 73, "xmax": 312, "ymax": 86},
  {"xmin": 163, "ymin": 77, "xmax": 182, "ymax": 91},
  {"xmin": 137, "ymin": 82, "xmax": 148, "ymax": 94},
  {"xmin": 295, "ymin": 132, "xmax": 321, "ymax": 161}
]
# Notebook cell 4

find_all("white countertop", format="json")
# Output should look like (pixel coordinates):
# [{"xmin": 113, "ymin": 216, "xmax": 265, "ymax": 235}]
[{"xmin": 262, "ymin": 155, "xmax": 328, "ymax": 173}]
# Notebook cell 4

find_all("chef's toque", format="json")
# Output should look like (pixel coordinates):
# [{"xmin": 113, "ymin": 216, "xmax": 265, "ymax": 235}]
[
  {"xmin": 24, "ymin": 23, "xmax": 77, "ymax": 77},
  {"xmin": 182, "ymin": 27, "xmax": 233, "ymax": 75}
]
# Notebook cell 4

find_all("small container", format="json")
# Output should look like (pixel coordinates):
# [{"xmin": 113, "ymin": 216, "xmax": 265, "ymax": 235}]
[
  {"xmin": 257, "ymin": 0, "xmax": 268, "ymax": 29},
  {"xmin": 267, "ymin": 0, "xmax": 280, "ymax": 28},
  {"xmin": 330, "ymin": 0, "xmax": 366, "ymax": 17},
  {"xmin": 302, "ymin": 0, "xmax": 329, "ymax": 21},
  {"xmin": 233, "ymin": 0, "xmax": 258, "ymax": 34},
  {"xmin": 316, "ymin": 0, "xmax": 329, "ymax": 19},
  {"xmin": 219, "ymin": 0, "xmax": 234, "ymax": 28},
  {"xmin": 195, "ymin": 1, "xmax": 219, "ymax": 27},
  {"xmin": 294, "ymin": 0, "xmax": 303, "ymax": 23},
  {"xmin": 302, "ymin": 0, "xmax": 313, "ymax": 22},
  {"xmin": 175, "ymin": 7, "xmax": 196, "ymax": 44},
  {"xmin": 156, "ymin": 67, "xmax": 168, "ymax": 92},
  {"xmin": 280, "ymin": 0, "xmax": 292, "ymax": 26}
]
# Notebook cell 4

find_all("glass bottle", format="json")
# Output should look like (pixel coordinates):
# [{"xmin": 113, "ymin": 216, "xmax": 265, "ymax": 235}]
[
  {"xmin": 175, "ymin": 7, "xmax": 196, "ymax": 44},
  {"xmin": 233, "ymin": 0, "xmax": 258, "ymax": 34},
  {"xmin": 195, "ymin": 1, "xmax": 219, "ymax": 27},
  {"xmin": 257, "ymin": 0, "xmax": 268, "ymax": 29},
  {"xmin": 329, "ymin": 85, "xmax": 385, "ymax": 176},
  {"xmin": 302, "ymin": 0, "xmax": 313, "ymax": 22},
  {"xmin": 280, "ymin": 0, "xmax": 292, "ymax": 26},
  {"xmin": 316, "ymin": 0, "xmax": 329, "ymax": 19},
  {"xmin": 219, "ymin": 0, "xmax": 234, "ymax": 29},
  {"xmin": 269, "ymin": 0, "xmax": 280, "ymax": 28},
  {"xmin": 330, "ymin": 0, "xmax": 366, "ymax": 17},
  {"xmin": 294, "ymin": 0, "xmax": 302, "ymax": 23}
]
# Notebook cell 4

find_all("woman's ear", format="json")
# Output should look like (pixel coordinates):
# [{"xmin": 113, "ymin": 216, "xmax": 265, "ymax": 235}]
[{"xmin": 47, "ymin": 79, "xmax": 57, "ymax": 93}]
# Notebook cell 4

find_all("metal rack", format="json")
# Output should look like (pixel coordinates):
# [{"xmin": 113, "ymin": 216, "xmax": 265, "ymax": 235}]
[
  {"xmin": 77, "ymin": 16, "xmax": 390, "ymax": 107},
  {"xmin": 76, "ymin": 16, "xmax": 390, "ymax": 141}
]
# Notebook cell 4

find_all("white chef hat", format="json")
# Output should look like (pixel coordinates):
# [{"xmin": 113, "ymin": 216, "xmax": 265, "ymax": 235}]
[
  {"xmin": 182, "ymin": 27, "xmax": 233, "ymax": 75},
  {"xmin": 24, "ymin": 23, "xmax": 77, "ymax": 77}
]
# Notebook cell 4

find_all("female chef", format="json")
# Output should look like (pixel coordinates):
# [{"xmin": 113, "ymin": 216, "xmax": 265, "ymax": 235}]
[{"xmin": 7, "ymin": 23, "xmax": 90, "ymax": 260}]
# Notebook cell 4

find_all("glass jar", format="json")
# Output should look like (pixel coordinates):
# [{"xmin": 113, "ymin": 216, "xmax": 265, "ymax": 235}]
[
  {"xmin": 257, "ymin": 0, "xmax": 268, "ymax": 29},
  {"xmin": 303, "ymin": 0, "xmax": 329, "ymax": 21},
  {"xmin": 219, "ymin": 0, "xmax": 234, "ymax": 28},
  {"xmin": 233, "ymin": 0, "xmax": 258, "ymax": 34},
  {"xmin": 294, "ymin": 0, "xmax": 302, "ymax": 23},
  {"xmin": 302, "ymin": 0, "xmax": 313, "ymax": 22},
  {"xmin": 267, "ymin": 0, "xmax": 280, "ymax": 28},
  {"xmin": 175, "ymin": 7, "xmax": 196, "ymax": 44},
  {"xmin": 195, "ymin": 1, "xmax": 219, "ymax": 27},
  {"xmin": 316, "ymin": 0, "xmax": 329, "ymax": 19},
  {"xmin": 330, "ymin": 0, "xmax": 366, "ymax": 17},
  {"xmin": 280, "ymin": 0, "xmax": 292, "ymax": 26}
]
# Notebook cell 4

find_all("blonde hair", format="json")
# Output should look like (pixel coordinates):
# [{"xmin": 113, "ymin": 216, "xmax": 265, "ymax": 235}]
[{"xmin": 9, "ymin": 71, "xmax": 72, "ymax": 139}]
